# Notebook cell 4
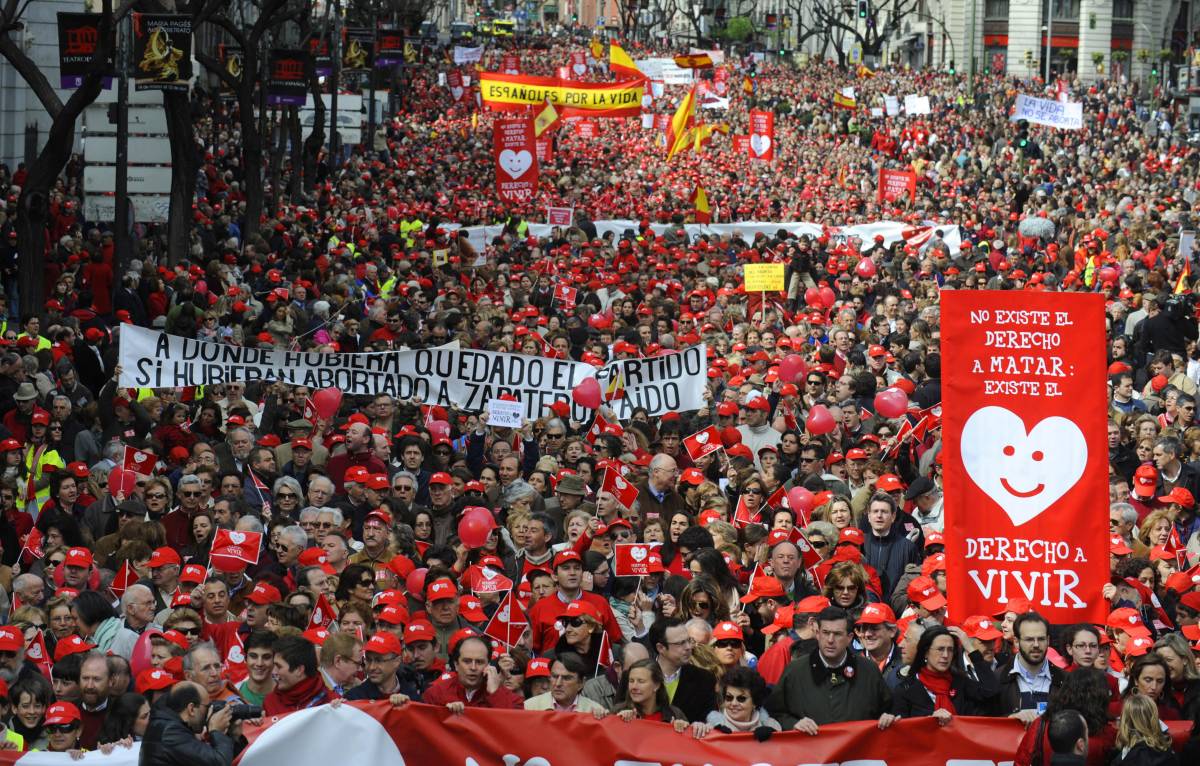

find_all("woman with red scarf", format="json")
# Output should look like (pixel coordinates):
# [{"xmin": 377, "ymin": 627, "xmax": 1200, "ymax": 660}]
[{"xmin": 891, "ymin": 625, "xmax": 999, "ymax": 721}]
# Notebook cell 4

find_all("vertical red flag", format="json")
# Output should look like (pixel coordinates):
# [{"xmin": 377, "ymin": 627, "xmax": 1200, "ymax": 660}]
[
  {"xmin": 493, "ymin": 116, "xmax": 538, "ymax": 205},
  {"xmin": 482, "ymin": 589, "xmax": 527, "ymax": 647},
  {"xmin": 878, "ymin": 168, "xmax": 917, "ymax": 203},
  {"xmin": 25, "ymin": 630, "xmax": 53, "ymax": 679},
  {"xmin": 307, "ymin": 593, "xmax": 336, "ymax": 630},
  {"xmin": 748, "ymin": 109, "xmax": 774, "ymax": 161},
  {"xmin": 569, "ymin": 50, "xmax": 587, "ymax": 77},
  {"xmin": 110, "ymin": 560, "xmax": 137, "ymax": 598},
  {"xmin": 446, "ymin": 70, "xmax": 466, "ymax": 102},
  {"xmin": 501, "ymin": 53, "xmax": 520, "ymax": 74},
  {"xmin": 941, "ymin": 291, "xmax": 1108, "ymax": 624}
]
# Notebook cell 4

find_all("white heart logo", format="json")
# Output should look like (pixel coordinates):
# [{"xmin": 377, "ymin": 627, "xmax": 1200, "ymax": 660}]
[
  {"xmin": 313, "ymin": 607, "xmax": 323, "ymax": 623},
  {"xmin": 695, "ymin": 432, "xmax": 709, "ymax": 444},
  {"xmin": 498, "ymin": 149, "xmax": 533, "ymax": 179},
  {"xmin": 498, "ymin": 605, "xmax": 510, "ymax": 622},
  {"xmin": 572, "ymin": 63, "xmax": 586, "ymax": 75},
  {"xmin": 630, "ymin": 546, "xmax": 647, "ymax": 562},
  {"xmin": 134, "ymin": 452, "xmax": 146, "ymax": 463},
  {"xmin": 961, "ymin": 406, "xmax": 1087, "ymax": 527},
  {"xmin": 750, "ymin": 134, "xmax": 771, "ymax": 156},
  {"xmin": 614, "ymin": 477, "xmax": 626, "ymax": 490},
  {"xmin": 451, "ymin": 86, "xmax": 463, "ymax": 100},
  {"xmin": 481, "ymin": 567, "xmax": 498, "ymax": 580},
  {"xmin": 229, "ymin": 532, "xmax": 246, "ymax": 545},
  {"xmin": 227, "ymin": 645, "xmax": 244, "ymax": 663},
  {"xmin": 27, "ymin": 643, "xmax": 41, "ymax": 659}
]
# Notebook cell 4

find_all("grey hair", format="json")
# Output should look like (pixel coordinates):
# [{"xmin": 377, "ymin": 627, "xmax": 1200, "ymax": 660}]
[
  {"xmin": 272, "ymin": 476, "xmax": 302, "ymax": 497},
  {"xmin": 316, "ymin": 507, "xmax": 344, "ymax": 526},
  {"xmin": 1110, "ymin": 503, "xmax": 1138, "ymax": 525},
  {"xmin": 120, "ymin": 583, "xmax": 153, "ymax": 611},
  {"xmin": 502, "ymin": 480, "xmax": 538, "ymax": 506},
  {"xmin": 394, "ymin": 470, "xmax": 417, "ymax": 485},
  {"xmin": 178, "ymin": 474, "xmax": 203, "ymax": 489},
  {"xmin": 308, "ymin": 475, "xmax": 334, "ymax": 493},
  {"xmin": 235, "ymin": 515, "xmax": 264, "ymax": 534},
  {"xmin": 279, "ymin": 525, "xmax": 307, "ymax": 549},
  {"xmin": 182, "ymin": 641, "xmax": 221, "ymax": 673},
  {"xmin": 684, "ymin": 618, "xmax": 712, "ymax": 643},
  {"xmin": 299, "ymin": 507, "xmax": 321, "ymax": 522}
]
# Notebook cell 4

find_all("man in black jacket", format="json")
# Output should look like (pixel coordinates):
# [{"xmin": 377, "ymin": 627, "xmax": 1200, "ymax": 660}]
[
  {"xmin": 140, "ymin": 681, "xmax": 236, "ymax": 766},
  {"xmin": 649, "ymin": 617, "xmax": 716, "ymax": 723},
  {"xmin": 994, "ymin": 612, "xmax": 1065, "ymax": 723},
  {"xmin": 862, "ymin": 493, "xmax": 922, "ymax": 597},
  {"xmin": 344, "ymin": 632, "xmax": 424, "ymax": 702}
]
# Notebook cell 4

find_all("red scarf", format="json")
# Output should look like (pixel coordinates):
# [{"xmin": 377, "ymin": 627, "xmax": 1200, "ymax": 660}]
[
  {"xmin": 917, "ymin": 668, "xmax": 956, "ymax": 714},
  {"xmin": 263, "ymin": 673, "xmax": 336, "ymax": 716}
]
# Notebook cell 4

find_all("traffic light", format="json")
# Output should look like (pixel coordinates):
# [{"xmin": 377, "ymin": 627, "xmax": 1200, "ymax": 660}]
[
  {"xmin": 1151, "ymin": 62, "xmax": 1159, "ymax": 76},
  {"xmin": 857, "ymin": 0, "xmax": 869, "ymax": 18},
  {"xmin": 949, "ymin": 60, "xmax": 956, "ymax": 74}
]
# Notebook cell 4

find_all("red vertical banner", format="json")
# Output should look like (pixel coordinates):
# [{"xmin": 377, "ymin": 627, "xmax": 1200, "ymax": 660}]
[
  {"xmin": 570, "ymin": 50, "xmax": 587, "ymax": 77},
  {"xmin": 534, "ymin": 135, "xmax": 553, "ymax": 164},
  {"xmin": 748, "ymin": 109, "xmax": 774, "ymax": 161},
  {"xmin": 941, "ymin": 291, "xmax": 1108, "ymax": 624},
  {"xmin": 446, "ymin": 70, "xmax": 466, "ymax": 102},
  {"xmin": 494, "ymin": 116, "xmax": 539, "ymax": 204},
  {"xmin": 878, "ymin": 168, "xmax": 916, "ymax": 202},
  {"xmin": 501, "ymin": 53, "xmax": 520, "ymax": 74},
  {"xmin": 731, "ymin": 134, "xmax": 749, "ymax": 155}
]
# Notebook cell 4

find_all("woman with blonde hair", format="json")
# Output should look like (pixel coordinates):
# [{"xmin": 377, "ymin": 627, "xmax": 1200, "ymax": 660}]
[
  {"xmin": 1111, "ymin": 694, "xmax": 1177, "ymax": 765},
  {"xmin": 817, "ymin": 494, "xmax": 859, "ymax": 530},
  {"xmin": 1138, "ymin": 510, "xmax": 1175, "ymax": 550},
  {"xmin": 679, "ymin": 575, "xmax": 731, "ymax": 626}
]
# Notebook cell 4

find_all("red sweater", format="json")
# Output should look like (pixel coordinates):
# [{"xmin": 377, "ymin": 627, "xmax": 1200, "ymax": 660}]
[
  {"xmin": 526, "ymin": 591, "xmax": 623, "ymax": 654},
  {"xmin": 421, "ymin": 676, "xmax": 522, "ymax": 709}
]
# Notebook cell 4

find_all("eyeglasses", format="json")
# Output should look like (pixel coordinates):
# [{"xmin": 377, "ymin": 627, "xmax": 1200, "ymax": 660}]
[
  {"xmin": 811, "ymin": 540, "xmax": 828, "ymax": 549},
  {"xmin": 714, "ymin": 639, "xmax": 743, "ymax": 649},
  {"xmin": 145, "ymin": 492, "xmax": 166, "ymax": 499},
  {"xmin": 181, "ymin": 490, "xmax": 203, "ymax": 497},
  {"xmin": 667, "ymin": 637, "xmax": 695, "ymax": 647},
  {"xmin": 692, "ymin": 600, "xmax": 712, "ymax": 609},
  {"xmin": 743, "ymin": 488, "xmax": 763, "ymax": 495},
  {"xmin": 723, "ymin": 692, "xmax": 750, "ymax": 703},
  {"xmin": 832, "ymin": 584, "xmax": 857, "ymax": 592},
  {"xmin": 47, "ymin": 724, "xmax": 79, "ymax": 734},
  {"xmin": 48, "ymin": 559, "xmax": 65, "ymax": 567},
  {"xmin": 396, "ymin": 485, "xmax": 414, "ymax": 492},
  {"xmin": 1070, "ymin": 642, "xmax": 1099, "ymax": 651},
  {"xmin": 613, "ymin": 530, "xmax": 634, "ymax": 540},
  {"xmin": 358, "ymin": 579, "xmax": 375, "ymax": 587},
  {"xmin": 545, "ymin": 433, "xmax": 565, "ymax": 439}
]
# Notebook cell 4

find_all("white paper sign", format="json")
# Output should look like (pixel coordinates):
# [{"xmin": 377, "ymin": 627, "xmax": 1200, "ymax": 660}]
[
  {"xmin": 1011, "ymin": 94, "xmax": 1083, "ymax": 130},
  {"xmin": 903, "ymin": 94, "xmax": 931, "ymax": 115},
  {"xmin": 870, "ymin": 107, "xmax": 884, "ymax": 118},
  {"xmin": 487, "ymin": 398, "xmax": 524, "ymax": 428},
  {"xmin": 884, "ymin": 96, "xmax": 900, "ymax": 116},
  {"xmin": 453, "ymin": 46, "xmax": 484, "ymax": 65},
  {"xmin": 1181, "ymin": 230, "xmax": 1196, "ymax": 261}
]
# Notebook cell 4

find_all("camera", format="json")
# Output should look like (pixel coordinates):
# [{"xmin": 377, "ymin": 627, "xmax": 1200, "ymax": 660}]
[
  {"xmin": 1164, "ymin": 292, "xmax": 1197, "ymax": 322},
  {"xmin": 209, "ymin": 701, "xmax": 263, "ymax": 721}
]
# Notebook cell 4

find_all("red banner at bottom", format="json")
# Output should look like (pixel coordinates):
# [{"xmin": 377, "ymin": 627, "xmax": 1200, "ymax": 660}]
[{"xmin": 238, "ymin": 701, "xmax": 1031, "ymax": 766}]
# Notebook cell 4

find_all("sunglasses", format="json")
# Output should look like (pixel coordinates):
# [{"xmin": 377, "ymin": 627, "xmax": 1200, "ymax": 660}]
[
  {"xmin": 723, "ymin": 693, "xmax": 749, "ymax": 703},
  {"xmin": 175, "ymin": 626, "xmax": 201, "ymax": 636},
  {"xmin": 692, "ymin": 600, "xmax": 712, "ymax": 609},
  {"xmin": 144, "ymin": 492, "xmax": 166, "ymax": 499},
  {"xmin": 743, "ymin": 488, "xmax": 763, "ymax": 495},
  {"xmin": 714, "ymin": 639, "xmax": 743, "ymax": 649},
  {"xmin": 47, "ymin": 724, "xmax": 79, "ymax": 734},
  {"xmin": 181, "ymin": 490, "xmax": 203, "ymax": 497},
  {"xmin": 562, "ymin": 617, "xmax": 588, "ymax": 628},
  {"xmin": 276, "ymin": 492, "xmax": 297, "ymax": 499}
]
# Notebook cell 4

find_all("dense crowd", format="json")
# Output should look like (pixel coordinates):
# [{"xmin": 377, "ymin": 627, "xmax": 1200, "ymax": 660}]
[{"xmin": 0, "ymin": 30, "xmax": 1199, "ymax": 766}]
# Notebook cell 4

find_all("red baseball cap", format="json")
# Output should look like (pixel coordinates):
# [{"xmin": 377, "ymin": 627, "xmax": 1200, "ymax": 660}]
[
  {"xmin": 148, "ymin": 547, "xmax": 181, "ymax": 568},
  {"xmin": 247, "ymin": 582, "xmax": 282, "ymax": 605},
  {"xmin": 1131, "ymin": 465, "xmax": 1158, "ymax": 500},
  {"xmin": 0, "ymin": 626, "xmax": 22, "ymax": 652},
  {"xmin": 838, "ymin": 527, "xmax": 865, "ymax": 547},
  {"xmin": 344, "ymin": 466, "xmax": 369, "ymax": 484},
  {"xmin": 136, "ymin": 668, "xmax": 176, "ymax": 694},
  {"xmin": 680, "ymin": 467, "xmax": 706, "ymax": 486},
  {"xmin": 876, "ymin": 474, "xmax": 905, "ymax": 492},
  {"xmin": 1159, "ymin": 487, "xmax": 1195, "ymax": 509},
  {"xmin": 364, "ymin": 632, "xmax": 405, "ymax": 656},
  {"xmin": 428, "ymin": 472, "xmax": 453, "ymax": 486},
  {"xmin": 425, "ymin": 578, "xmax": 457, "ymax": 602},
  {"xmin": 44, "ymin": 702, "xmax": 81, "ymax": 726},
  {"xmin": 180, "ymin": 564, "xmax": 207, "ymax": 585},
  {"xmin": 526, "ymin": 657, "xmax": 551, "ymax": 678},
  {"xmin": 962, "ymin": 615, "xmax": 1004, "ymax": 640},
  {"xmin": 404, "ymin": 620, "xmax": 436, "ymax": 644},
  {"xmin": 64, "ymin": 547, "xmax": 93, "ymax": 569},
  {"xmin": 553, "ymin": 550, "xmax": 582, "ymax": 568},
  {"xmin": 740, "ymin": 576, "xmax": 786, "ymax": 604},
  {"xmin": 856, "ymin": 603, "xmax": 897, "ymax": 625},
  {"xmin": 53, "ymin": 634, "xmax": 96, "ymax": 661},
  {"xmin": 711, "ymin": 621, "xmax": 744, "ymax": 641}
]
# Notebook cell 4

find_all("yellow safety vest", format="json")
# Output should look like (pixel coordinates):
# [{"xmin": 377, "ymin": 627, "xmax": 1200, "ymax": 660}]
[{"xmin": 23, "ymin": 445, "xmax": 64, "ymax": 517}]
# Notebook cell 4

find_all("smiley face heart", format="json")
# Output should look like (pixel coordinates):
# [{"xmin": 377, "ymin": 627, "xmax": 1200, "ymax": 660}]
[
  {"xmin": 695, "ymin": 431, "xmax": 709, "ymax": 444},
  {"xmin": 498, "ymin": 149, "xmax": 533, "ymax": 179},
  {"xmin": 750, "ymin": 134, "xmax": 771, "ymax": 156},
  {"xmin": 450, "ymin": 86, "xmax": 463, "ymax": 100},
  {"xmin": 630, "ymin": 546, "xmax": 647, "ymax": 562},
  {"xmin": 961, "ymin": 406, "xmax": 1087, "ymax": 527},
  {"xmin": 228, "ymin": 531, "xmax": 246, "ymax": 545}
]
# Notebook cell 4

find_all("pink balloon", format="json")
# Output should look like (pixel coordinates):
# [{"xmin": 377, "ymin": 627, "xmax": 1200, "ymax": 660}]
[
  {"xmin": 129, "ymin": 630, "xmax": 155, "ymax": 678},
  {"xmin": 405, "ymin": 567, "xmax": 429, "ymax": 598},
  {"xmin": 874, "ymin": 387, "xmax": 909, "ymax": 419},
  {"xmin": 787, "ymin": 486, "xmax": 815, "ymax": 514},
  {"xmin": 818, "ymin": 286, "xmax": 836, "ymax": 308},
  {"xmin": 804, "ymin": 287, "xmax": 822, "ymax": 307},
  {"xmin": 778, "ymin": 354, "xmax": 808, "ymax": 384},
  {"xmin": 458, "ymin": 511, "xmax": 496, "ymax": 549},
  {"xmin": 312, "ymin": 387, "xmax": 343, "ymax": 420},
  {"xmin": 855, "ymin": 258, "xmax": 876, "ymax": 279},
  {"xmin": 107, "ymin": 467, "xmax": 138, "ymax": 499},
  {"xmin": 805, "ymin": 404, "xmax": 836, "ymax": 435},
  {"xmin": 428, "ymin": 420, "xmax": 451, "ymax": 439},
  {"xmin": 572, "ymin": 377, "xmax": 602, "ymax": 410}
]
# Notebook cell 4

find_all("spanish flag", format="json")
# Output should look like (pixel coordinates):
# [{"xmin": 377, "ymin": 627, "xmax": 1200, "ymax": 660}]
[
  {"xmin": 691, "ymin": 122, "xmax": 729, "ymax": 153},
  {"xmin": 604, "ymin": 368, "xmax": 625, "ymax": 401},
  {"xmin": 665, "ymin": 84, "xmax": 697, "ymax": 160},
  {"xmin": 857, "ymin": 64, "xmax": 876, "ymax": 78},
  {"xmin": 609, "ymin": 43, "xmax": 641, "ymax": 78},
  {"xmin": 742, "ymin": 76, "xmax": 754, "ymax": 96},
  {"xmin": 590, "ymin": 39, "xmax": 604, "ymax": 60},
  {"xmin": 692, "ymin": 185, "xmax": 711, "ymax": 223},
  {"xmin": 533, "ymin": 100, "xmax": 559, "ymax": 137},
  {"xmin": 673, "ymin": 53, "xmax": 713, "ymax": 69},
  {"xmin": 1176, "ymin": 259, "xmax": 1192, "ymax": 294},
  {"xmin": 833, "ymin": 88, "xmax": 857, "ymax": 109}
]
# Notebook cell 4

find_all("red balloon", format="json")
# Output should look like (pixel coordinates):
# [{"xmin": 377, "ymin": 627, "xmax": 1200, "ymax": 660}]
[
  {"xmin": 855, "ymin": 258, "xmax": 877, "ymax": 278},
  {"xmin": 458, "ymin": 511, "xmax": 496, "ymax": 549},
  {"xmin": 572, "ymin": 377, "xmax": 602, "ymax": 410},
  {"xmin": 778, "ymin": 354, "xmax": 808, "ymax": 384},
  {"xmin": 805, "ymin": 404, "xmax": 836, "ymax": 435},
  {"xmin": 129, "ymin": 630, "xmax": 155, "ymax": 678},
  {"xmin": 107, "ymin": 467, "xmax": 138, "ymax": 500},
  {"xmin": 1097, "ymin": 266, "xmax": 1119, "ymax": 285},
  {"xmin": 428, "ymin": 420, "xmax": 451, "ymax": 439},
  {"xmin": 312, "ymin": 387, "xmax": 343, "ymax": 420},
  {"xmin": 804, "ymin": 287, "xmax": 822, "ymax": 307},
  {"xmin": 404, "ymin": 567, "xmax": 429, "ymax": 597},
  {"xmin": 874, "ymin": 387, "xmax": 909, "ymax": 419},
  {"xmin": 819, "ymin": 286, "xmax": 836, "ymax": 308},
  {"xmin": 787, "ymin": 486, "xmax": 815, "ymax": 514}
]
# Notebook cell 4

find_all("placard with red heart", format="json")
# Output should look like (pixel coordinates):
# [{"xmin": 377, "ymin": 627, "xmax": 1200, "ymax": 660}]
[{"xmin": 941, "ymin": 291, "xmax": 1108, "ymax": 624}]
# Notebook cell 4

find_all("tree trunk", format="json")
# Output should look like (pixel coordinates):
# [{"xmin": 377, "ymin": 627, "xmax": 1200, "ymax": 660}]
[
  {"xmin": 236, "ymin": 45, "xmax": 264, "ymax": 244},
  {"xmin": 302, "ymin": 66, "xmax": 326, "ymax": 193},
  {"xmin": 267, "ymin": 109, "xmax": 285, "ymax": 217},
  {"xmin": 163, "ymin": 89, "xmax": 198, "ymax": 265},
  {"xmin": 287, "ymin": 106, "xmax": 302, "ymax": 203}
]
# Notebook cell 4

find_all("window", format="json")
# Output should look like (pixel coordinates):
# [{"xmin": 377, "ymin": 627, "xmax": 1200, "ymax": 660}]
[
  {"xmin": 1052, "ymin": 0, "xmax": 1080, "ymax": 20},
  {"xmin": 985, "ymin": 0, "xmax": 1009, "ymax": 19},
  {"xmin": 1112, "ymin": 0, "xmax": 1133, "ymax": 20}
]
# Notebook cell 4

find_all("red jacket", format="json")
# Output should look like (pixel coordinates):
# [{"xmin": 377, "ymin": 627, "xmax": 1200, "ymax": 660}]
[
  {"xmin": 421, "ymin": 675, "xmax": 522, "ymax": 709},
  {"xmin": 527, "ymin": 591, "xmax": 623, "ymax": 654}
]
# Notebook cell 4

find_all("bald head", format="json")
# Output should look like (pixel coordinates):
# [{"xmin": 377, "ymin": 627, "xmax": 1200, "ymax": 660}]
[{"xmin": 648, "ymin": 453, "xmax": 678, "ymax": 493}]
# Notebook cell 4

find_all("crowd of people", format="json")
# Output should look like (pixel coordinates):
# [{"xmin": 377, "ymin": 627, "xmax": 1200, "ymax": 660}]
[{"xmin": 0, "ymin": 27, "xmax": 1199, "ymax": 766}]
